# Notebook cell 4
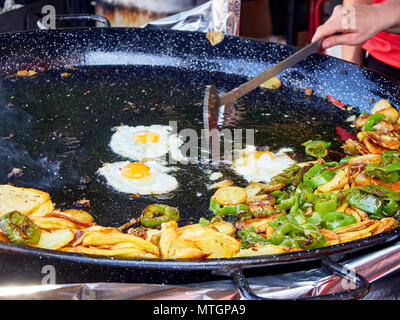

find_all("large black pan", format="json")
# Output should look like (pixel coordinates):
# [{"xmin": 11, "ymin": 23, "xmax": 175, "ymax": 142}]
[{"xmin": 0, "ymin": 27, "xmax": 400, "ymax": 299}]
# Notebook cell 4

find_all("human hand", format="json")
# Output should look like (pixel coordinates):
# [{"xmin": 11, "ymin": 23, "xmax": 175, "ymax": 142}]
[{"xmin": 312, "ymin": 4, "xmax": 392, "ymax": 49}]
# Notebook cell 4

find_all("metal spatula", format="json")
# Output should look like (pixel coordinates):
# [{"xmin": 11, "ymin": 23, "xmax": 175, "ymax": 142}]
[{"xmin": 203, "ymin": 39, "xmax": 324, "ymax": 115}]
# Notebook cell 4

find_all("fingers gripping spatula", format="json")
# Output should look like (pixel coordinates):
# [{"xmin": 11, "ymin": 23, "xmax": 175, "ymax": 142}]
[{"xmin": 203, "ymin": 39, "xmax": 324, "ymax": 126}]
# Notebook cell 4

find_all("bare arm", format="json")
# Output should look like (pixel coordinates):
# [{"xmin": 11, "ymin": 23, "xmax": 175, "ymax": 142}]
[{"xmin": 312, "ymin": 0, "xmax": 400, "ymax": 50}]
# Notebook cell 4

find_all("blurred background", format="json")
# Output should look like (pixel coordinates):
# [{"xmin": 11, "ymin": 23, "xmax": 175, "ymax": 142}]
[{"xmin": 0, "ymin": 0, "xmax": 342, "ymax": 59}]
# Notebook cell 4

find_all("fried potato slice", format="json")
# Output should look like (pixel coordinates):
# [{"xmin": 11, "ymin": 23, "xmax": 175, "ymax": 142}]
[
  {"xmin": 321, "ymin": 228, "xmax": 339, "ymax": 246},
  {"xmin": 245, "ymin": 182, "xmax": 265, "ymax": 201},
  {"xmin": 29, "ymin": 200, "xmax": 55, "ymax": 217},
  {"xmin": 317, "ymin": 167, "xmax": 350, "ymax": 193},
  {"xmin": 212, "ymin": 186, "xmax": 247, "ymax": 206},
  {"xmin": 45, "ymin": 209, "xmax": 94, "ymax": 227},
  {"xmin": 31, "ymin": 216, "xmax": 86, "ymax": 230},
  {"xmin": 159, "ymin": 221, "xmax": 179, "ymax": 258},
  {"xmin": 206, "ymin": 31, "xmax": 224, "ymax": 46},
  {"xmin": 372, "ymin": 217, "xmax": 397, "ymax": 235},
  {"xmin": 0, "ymin": 185, "xmax": 50, "ymax": 216},
  {"xmin": 207, "ymin": 221, "xmax": 236, "ymax": 236},
  {"xmin": 37, "ymin": 230, "xmax": 75, "ymax": 250},
  {"xmin": 234, "ymin": 244, "xmax": 288, "ymax": 257},
  {"xmin": 0, "ymin": 230, "xmax": 8, "ymax": 242},
  {"xmin": 62, "ymin": 245, "xmax": 159, "ymax": 259},
  {"xmin": 334, "ymin": 220, "xmax": 378, "ymax": 234},
  {"xmin": 159, "ymin": 221, "xmax": 205, "ymax": 259},
  {"xmin": 178, "ymin": 224, "xmax": 240, "ymax": 258},
  {"xmin": 82, "ymin": 227, "xmax": 159, "ymax": 256},
  {"xmin": 236, "ymin": 214, "xmax": 285, "ymax": 233},
  {"xmin": 347, "ymin": 154, "xmax": 381, "ymax": 166},
  {"xmin": 260, "ymin": 77, "xmax": 282, "ymax": 89},
  {"xmin": 335, "ymin": 220, "xmax": 380, "ymax": 243},
  {"xmin": 371, "ymin": 99, "xmax": 399, "ymax": 124},
  {"xmin": 209, "ymin": 179, "xmax": 234, "ymax": 190},
  {"xmin": 337, "ymin": 230, "xmax": 373, "ymax": 243}
]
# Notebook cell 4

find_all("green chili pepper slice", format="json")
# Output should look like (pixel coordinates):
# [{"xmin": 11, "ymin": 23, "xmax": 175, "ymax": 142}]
[
  {"xmin": 363, "ymin": 185, "xmax": 400, "ymax": 201},
  {"xmin": 365, "ymin": 166, "xmax": 400, "ymax": 183},
  {"xmin": 209, "ymin": 198, "xmax": 250, "ymax": 217},
  {"xmin": 307, "ymin": 211, "xmax": 356, "ymax": 230},
  {"xmin": 323, "ymin": 161, "xmax": 339, "ymax": 167},
  {"xmin": 140, "ymin": 204, "xmax": 180, "ymax": 228},
  {"xmin": 302, "ymin": 140, "xmax": 331, "ymax": 158},
  {"xmin": 346, "ymin": 189, "xmax": 384, "ymax": 218},
  {"xmin": 363, "ymin": 113, "xmax": 385, "ymax": 131},
  {"xmin": 382, "ymin": 199, "xmax": 400, "ymax": 217},
  {"xmin": 271, "ymin": 190, "xmax": 289, "ymax": 204},
  {"xmin": 199, "ymin": 217, "xmax": 211, "ymax": 226},
  {"xmin": 365, "ymin": 151, "xmax": 400, "ymax": 183},
  {"xmin": 314, "ymin": 192, "xmax": 338, "ymax": 213},
  {"xmin": 321, "ymin": 212, "xmax": 356, "ymax": 230},
  {"xmin": 303, "ymin": 163, "xmax": 325, "ymax": 180},
  {"xmin": 305, "ymin": 169, "xmax": 336, "ymax": 189},
  {"xmin": 303, "ymin": 163, "xmax": 336, "ymax": 190},
  {"xmin": 270, "ymin": 222, "xmax": 326, "ymax": 249},
  {"xmin": 382, "ymin": 151, "xmax": 400, "ymax": 163},
  {"xmin": 0, "ymin": 211, "xmax": 41, "ymax": 245},
  {"xmin": 237, "ymin": 226, "xmax": 270, "ymax": 249}
]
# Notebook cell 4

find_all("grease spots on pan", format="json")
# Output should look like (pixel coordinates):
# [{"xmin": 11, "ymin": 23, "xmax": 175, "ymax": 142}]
[
  {"xmin": 0, "ymin": 29, "xmax": 399, "ymax": 228},
  {"xmin": 0, "ymin": 64, "xmax": 356, "ymax": 228}
]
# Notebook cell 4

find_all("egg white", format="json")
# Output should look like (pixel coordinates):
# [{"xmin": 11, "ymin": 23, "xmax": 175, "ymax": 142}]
[
  {"xmin": 232, "ymin": 146, "xmax": 295, "ymax": 183},
  {"xmin": 98, "ymin": 160, "xmax": 179, "ymax": 195},
  {"xmin": 109, "ymin": 125, "xmax": 186, "ymax": 162}
]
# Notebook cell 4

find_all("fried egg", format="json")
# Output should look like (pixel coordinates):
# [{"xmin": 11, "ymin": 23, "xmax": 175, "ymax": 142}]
[
  {"xmin": 110, "ymin": 125, "xmax": 186, "ymax": 162},
  {"xmin": 98, "ymin": 160, "xmax": 178, "ymax": 195},
  {"xmin": 232, "ymin": 146, "xmax": 295, "ymax": 183}
]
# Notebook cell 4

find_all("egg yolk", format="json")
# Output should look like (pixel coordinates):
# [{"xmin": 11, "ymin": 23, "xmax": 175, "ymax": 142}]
[
  {"xmin": 254, "ymin": 151, "xmax": 276, "ymax": 160},
  {"xmin": 132, "ymin": 131, "xmax": 160, "ymax": 144},
  {"xmin": 121, "ymin": 163, "xmax": 151, "ymax": 179}
]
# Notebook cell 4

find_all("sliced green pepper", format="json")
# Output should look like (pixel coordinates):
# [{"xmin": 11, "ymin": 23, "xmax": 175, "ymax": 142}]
[
  {"xmin": 307, "ymin": 211, "xmax": 356, "ymax": 230},
  {"xmin": 346, "ymin": 188, "xmax": 384, "ymax": 219},
  {"xmin": 199, "ymin": 217, "xmax": 211, "ymax": 226},
  {"xmin": 339, "ymin": 156, "xmax": 355, "ymax": 165},
  {"xmin": 382, "ymin": 150, "xmax": 399, "ymax": 163},
  {"xmin": 323, "ymin": 161, "xmax": 339, "ymax": 167},
  {"xmin": 209, "ymin": 198, "xmax": 250, "ymax": 217},
  {"xmin": 277, "ymin": 196, "xmax": 296, "ymax": 212},
  {"xmin": 321, "ymin": 212, "xmax": 356, "ymax": 230},
  {"xmin": 237, "ymin": 226, "xmax": 270, "ymax": 249},
  {"xmin": 302, "ymin": 140, "xmax": 331, "ymax": 158},
  {"xmin": 0, "ymin": 211, "xmax": 41, "ymax": 245},
  {"xmin": 303, "ymin": 163, "xmax": 336, "ymax": 190},
  {"xmin": 365, "ymin": 151, "xmax": 400, "ymax": 183},
  {"xmin": 303, "ymin": 163, "xmax": 325, "ymax": 180},
  {"xmin": 305, "ymin": 170, "xmax": 336, "ymax": 189},
  {"xmin": 270, "ymin": 164, "xmax": 310, "ymax": 187},
  {"xmin": 363, "ymin": 113, "xmax": 385, "ymax": 131},
  {"xmin": 140, "ymin": 204, "xmax": 180, "ymax": 228},
  {"xmin": 363, "ymin": 185, "xmax": 400, "ymax": 201},
  {"xmin": 269, "ymin": 222, "xmax": 326, "ymax": 249},
  {"xmin": 271, "ymin": 190, "xmax": 289, "ymax": 204},
  {"xmin": 382, "ymin": 199, "xmax": 400, "ymax": 217},
  {"xmin": 314, "ymin": 192, "xmax": 338, "ymax": 213}
]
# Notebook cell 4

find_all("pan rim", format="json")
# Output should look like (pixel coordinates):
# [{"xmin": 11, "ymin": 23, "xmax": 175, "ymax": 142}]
[
  {"xmin": 0, "ymin": 27, "xmax": 397, "ymax": 82},
  {"xmin": 0, "ymin": 227, "xmax": 398, "ymax": 270},
  {"xmin": 1, "ymin": 27, "xmax": 400, "ymax": 270}
]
